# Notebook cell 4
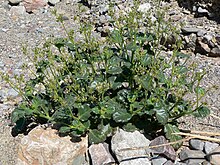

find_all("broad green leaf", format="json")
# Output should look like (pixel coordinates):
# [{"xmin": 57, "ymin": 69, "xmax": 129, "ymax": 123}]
[
  {"xmin": 89, "ymin": 124, "xmax": 112, "ymax": 144},
  {"xmin": 111, "ymin": 30, "xmax": 122, "ymax": 44},
  {"xmin": 112, "ymin": 82, "xmax": 123, "ymax": 90},
  {"xmin": 11, "ymin": 104, "xmax": 33, "ymax": 123},
  {"xmin": 113, "ymin": 109, "xmax": 132, "ymax": 123},
  {"xmin": 164, "ymin": 124, "xmax": 182, "ymax": 149},
  {"xmin": 126, "ymin": 41, "xmax": 137, "ymax": 51},
  {"xmin": 107, "ymin": 66, "xmax": 123, "ymax": 75},
  {"xmin": 193, "ymin": 106, "xmax": 210, "ymax": 118},
  {"xmin": 59, "ymin": 126, "xmax": 71, "ymax": 134},
  {"xmin": 155, "ymin": 108, "xmax": 169, "ymax": 125},
  {"xmin": 142, "ymin": 76, "xmax": 152, "ymax": 90},
  {"xmin": 78, "ymin": 104, "xmax": 91, "ymax": 121},
  {"xmin": 123, "ymin": 123, "xmax": 137, "ymax": 132},
  {"xmin": 53, "ymin": 38, "xmax": 66, "ymax": 50}
]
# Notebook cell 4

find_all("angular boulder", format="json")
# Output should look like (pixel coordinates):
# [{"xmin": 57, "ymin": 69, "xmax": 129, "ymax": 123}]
[{"xmin": 17, "ymin": 126, "xmax": 88, "ymax": 165}]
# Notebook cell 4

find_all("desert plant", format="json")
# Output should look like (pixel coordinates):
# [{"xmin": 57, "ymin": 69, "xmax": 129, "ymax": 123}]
[{"xmin": 1, "ymin": 1, "xmax": 210, "ymax": 146}]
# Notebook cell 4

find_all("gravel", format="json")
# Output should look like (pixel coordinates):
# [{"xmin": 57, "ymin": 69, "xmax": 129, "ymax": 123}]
[{"xmin": 0, "ymin": 0, "xmax": 220, "ymax": 163}]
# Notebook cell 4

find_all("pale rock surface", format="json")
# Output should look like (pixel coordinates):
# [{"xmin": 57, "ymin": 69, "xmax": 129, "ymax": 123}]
[
  {"xmin": 111, "ymin": 129, "xmax": 151, "ymax": 165},
  {"xmin": 23, "ymin": 0, "xmax": 47, "ymax": 13},
  {"xmin": 207, "ymin": 146, "xmax": 220, "ymax": 165},
  {"xmin": 89, "ymin": 143, "xmax": 115, "ymax": 165},
  {"xmin": 8, "ymin": 6, "xmax": 26, "ymax": 16},
  {"xmin": 17, "ymin": 126, "xmax": 88, "ymax": 165},
  {"xmin": 8, "ymin": 0, "xmax": 22, "ymax": 5},
  {"xmin": 48, "ymin": 0, "xmax": 60, "ymax": 5}
]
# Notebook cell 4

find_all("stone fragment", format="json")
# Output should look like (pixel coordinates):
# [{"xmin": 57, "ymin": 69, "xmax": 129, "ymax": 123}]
[
  {"xmin": 8, "ymin": 0, "xmax": 22, "ymax": 4},
  {"xmin": 119, "ymin": 158, "xmax": 150, "ymax": 165},
  {"xmin": 209, "ymin": 47, "xmax": 220, "ymax": 57},
  {"xmin": 151, "ymin": 156, "xmax": 167, "ymax": 165},
  {"xmin": 149, "ymin": 136, "xmax": 176, "ymax": 161},
  {"xmin": 89, "ymin": 143, "xmax": 115, "ymax": 165},
  {"xmin": 207, "ymin": 146, "xmax": 220, "ymax": 164},
  {"xmin": 181, "ymin": 27, "xmax": 201, "ymax": 34},
  {"xmin": 164, "ymin": 160, "xmax": 174, "ymax": 165},
  {"xmin": 138, "ymin": 3, "xmax": 151, "ymax": 13},
  {"xmin": 204, "ymin": 141, "xmax": 219, "ymax": 154},
  {"xmin": 198, "ymin": 7, "xmax": 209, "ymax": 14},
  {"xmin": 189, "ymin": 139, "xmax": 204, "ymax": 150},
  {"xmin": 48, "ymin": 0, "xmax": 60, "ymax": 5},
  {"xmin": 175, "ymin": 162, "xmax": 187, "ymax": 165},
  {"xmin": 7, "ymin": 88, "xmax": 19, "ymax": 98},
  {"xmin": 23, "ymin": 0, "xmax": 47, "ymax": 13},
  {"xmin": 197, "ymin": 30, "xmax": 207, "ymax": 37},
  {"xmin": 111, "ymin": 129, "xmax": 151, "ymax": 164},
  {"xmin": 179, "ymin": 149, "xmax": 206, "ymax": 164},
  {"xmin": 203, "ymin": 34, "xmax": 213, "ymax": 43},
  {"xmin": 17, "ymin": 126, "xmax": 88, "ymax": 165},
  {"xmin": 10, "ymin": 6, "xmax": 26, "ymax": 16},
  {"xmin": 195, "ymin": 40, "xmax": 210, "ymax": 55},
  {"xmin": 202, "ymin": 161, "xmax": 211, "ymax": 165}
]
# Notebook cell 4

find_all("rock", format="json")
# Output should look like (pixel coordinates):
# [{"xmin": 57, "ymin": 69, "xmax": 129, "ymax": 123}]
[
  {"xmin": 10, "ymin": 6, "xmax": 26, "ymax": 16},
  {"xmin": 17, "ymin": 126, "xmax": 88, "ymax": 165},
  {"xmin": 149, "ymin": 136, "xmax": 176, "ymax": 161},
  {"xmin": 151, "ymin": 156, "xmax": 167, "ymax": 165},
  {"xmin": 119, "ymin": 158, "xmax": 150, "ymax": 165},
  {"xmin": 89, "ymin": 143, "xmax": 115, "ymax": 165},
  {"xmin": 48, "ymin": 0, "xmax": 60, "ymax": 5},
  {"xmin": 204, "ymin": 141, "xmax": 219, "ymax": 154},
  {"xmin": 138, "ymin": 3, "xmax": 151, "ymax": 13},
  {"xmin": 202, "ymin": 161, "xmax": 212, "ymax": 165},
  {"xmin": 23, "ymin": 0, "xmax": 47, "ymax": 13},
  {"xmin": 111, "ymin": 129, "xmax": 151, "ymax": 164},
  {"xmin": 181, "ymin": 27, "xmax": 201, "ymax": 34},
  {"xmin": 7, "ymin": 88, "xmax": 19, "ymax": 98},
  {"xmin": 164, "ymin": 160, "xmax": 174, "ymax": 165},
  {"xmin": 203, "ymin": 34, "xmax": 213, "ymax": 44},
  {"xmin": 197, "ymin": 7, "xmax": 209, "ymax": 14},
  {"xmin": 207, "ymin": 146, "xmax": 220, "ymax": 164},
  {"xmin": 8, "ymin": 0, "xmax": 22, "ymax": 5},
  {"xmin": 189, "ymin": 139, "xmax": 204, "ymax": 150},
  {"xmin": 195, "ymin": 39, "xmax": 210, "ymax": 55},
  {"xmin": 209, "ymin": 47, "xmax": 220, "ymax": 57},
  {"xmin": 197, "ymin": 30, "xmax": 207, "ymax": 37},
  {"xmin": 179, "ymin": 149, "xmax": 206, "ymax": 164}
]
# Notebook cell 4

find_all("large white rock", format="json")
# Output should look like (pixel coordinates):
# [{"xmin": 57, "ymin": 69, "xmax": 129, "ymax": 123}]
[
  {"xmin": 17, "ymin": 126, "xmax": 88, "ymax": 165},
  {"xmin": 10, "ymin": 6, "xmax": 26, "ymax": 16},
  {"xmin": 111, "ymin": 129, "xmax": 151, "ymax": 164}
]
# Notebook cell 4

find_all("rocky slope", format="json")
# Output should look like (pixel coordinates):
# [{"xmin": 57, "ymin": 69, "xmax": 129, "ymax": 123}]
[{"xmin": 0, "ymin": 0, "xmax": 220, "ymax": 164}]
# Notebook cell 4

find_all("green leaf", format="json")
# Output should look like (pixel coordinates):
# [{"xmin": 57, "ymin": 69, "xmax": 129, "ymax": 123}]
[
  {"xmin": 126, "ymin": 41, "xmax": 137, "ymax": 51},
  {"xmin": 193, "ymin": 106, "xmax": 210, "ymax": 118},
  {"xmin": 78, "ymin": 104, "xmax": 91, "ymax": 121},
  {"xmin": 89, "ymin": 124, "xmax": 112, "ymax": 144},
  {"xmin": 107, "ymin": 66, "xmax": 123, "ymax": 75},
  {"xmin": 111, "ymin": 30, "xmax": 122, "ymax": 44},
  {"xmin": 113, "ymin": 109, "xmax": 132, "ymax": 123},
  {"xmin": 142, "ymin": 76, "xmax": 152, "ymax": 90},
  {"xmin": 11, "ymin": 104, "xmax": 33, "ymax": 123},
  {"xmin": 164, "ymin": 124, "xmax": 182, "ymax": 149},
  {"xmin": 155, "ymin": 108, "xmax": 169, "ymax": 125},
  {"xmin": 123, "ymin": 123, "xmax": 137, "ymax": 132},
  {"xmin": 59, "ymin": 126, "xmax": 71, "ymax": 134},
  {"xmin": 194, "ymin": 87, "xmax": 205, "ymax": 96}
]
